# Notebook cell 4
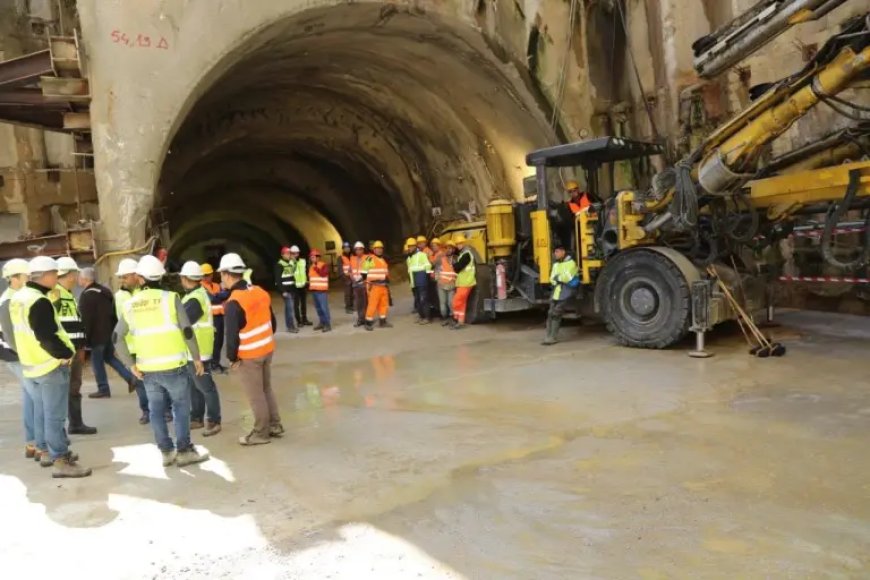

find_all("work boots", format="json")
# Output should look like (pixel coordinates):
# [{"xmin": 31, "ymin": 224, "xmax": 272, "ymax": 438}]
[
  {"xmin": 68, "ymin": 397, "xmax": 97, "ymax": 435},
  {"xmin": 176, "ymin": 446, "xmax": 210, "ymax": 467},
  {"xmin": 365, "ymin": 321, "xmax": 375, "ymax": 332},
  {"xmin": 322, "ymin": 325, "xmax": 332, "ymax": 333},
  {"xmin": 203, "ymin": 422, "xmax": 222, "ymax": 437},
  {"xmin": 313, "ymin": 324, "xmax": 323, "ymax": 331},
  {"xmin": 379, "ymin": 319, "xmax": 393, "ymax": 328},
  {"xmin": 541, "ymin": 316, "xmax": 560, "ymax": 346},
  {"xmin": 52, "ymin": 453, "xmax": 92, "ymax": 478}
]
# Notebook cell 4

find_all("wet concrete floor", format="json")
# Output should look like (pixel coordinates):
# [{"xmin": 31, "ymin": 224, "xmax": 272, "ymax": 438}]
[{"xmin": 0, "ymin": 292, "xmax": 868, "ymax": 578}]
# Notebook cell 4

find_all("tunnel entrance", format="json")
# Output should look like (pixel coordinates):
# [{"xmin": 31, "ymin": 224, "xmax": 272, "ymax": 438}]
[{"xmin": 156, "ymin": 3, "xmax": 552, "ymax": 280}]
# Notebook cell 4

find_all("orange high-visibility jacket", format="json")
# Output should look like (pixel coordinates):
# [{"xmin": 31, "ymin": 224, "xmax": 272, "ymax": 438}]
[
  {"xmin": 200, "ymin": 280, "xmax": 225, "ymax": 316},
  {"xmin": 229, "ymin": 285, "xmax": 274, "ymax": 359},
  {"xmin": 309, "ymin": 261, "xmax": 329, "ymax": 292}
]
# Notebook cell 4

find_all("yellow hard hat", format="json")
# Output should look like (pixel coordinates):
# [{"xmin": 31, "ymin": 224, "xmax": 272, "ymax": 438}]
[
  {"xmin": 200, "ymin": 263, "xmax": 214, "ymax": 275},
  {"xmin": 454, "ymin": 234, "xmax": 467, "ymax": 244},
  {"xmin": 416, "ymin": 235, "xmax": 427, "ymax": 243},
  {"xmin": 372, "ymin": 240, "xmax": 385, "ymax": 249},
  {"xmin": 565, "ymin": 180, "xmax": 580, "ymax": 191},
  {"xmin": 431, "ymin": 237, "xmax": 441, "ymax": 245},
  {"xmin": 445, "ymin": 239, "xmax": 457, "ymax": 247},
  {"xmin": 405, "ymin": 237, "xmax": 416, "ymax": 247}
]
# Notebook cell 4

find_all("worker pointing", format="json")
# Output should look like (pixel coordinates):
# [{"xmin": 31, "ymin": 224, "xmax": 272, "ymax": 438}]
[
  {"xmin": 113, "ymin": 255, "xmax": 210, "ymax": 468},
  {"xmin": 362, "ymin": 241, "xmax": 392, "ymax": 331}
]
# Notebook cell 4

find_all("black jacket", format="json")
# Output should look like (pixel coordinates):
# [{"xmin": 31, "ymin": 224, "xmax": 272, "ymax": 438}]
[
  {"xmin": 27, "ymin": 282, "xmax": 75, "ymax": 360},
  {"xmin": 223, "ymin": 280, "xmax": 277, "ymax": 362},
  {"xmin": 79, "ymin": 282, "xmax": 117, "ymax": 347}
]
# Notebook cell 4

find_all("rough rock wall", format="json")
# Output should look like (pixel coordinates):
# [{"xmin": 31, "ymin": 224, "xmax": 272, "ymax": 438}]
[{"xmin": 0, "ymin": 0, "xmax": 96, "ymax": 240}]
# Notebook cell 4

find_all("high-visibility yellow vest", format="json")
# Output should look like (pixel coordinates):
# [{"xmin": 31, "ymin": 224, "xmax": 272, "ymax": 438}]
[
  {"xmin": 181, "ymin": 286, "xmax": 214, "ymax": 362},
  {"xmin": 0, "ymin": 287, "xmax": 17, "ymax": 354},
  {"xmin": 550, "ymin": 258, "xmax": 579, "ymax": 300},
  {"xmin": 293, "ymin": 258, "xmax": 307, "ymax": 286},
  {"xmin": 114, "ymin": 288, "xmax": 132, "ymax": 320},
  {"xmin": 11, "ymin": 286, "xmax": 74, "ymax": 378},
  {"xmin": 456, "ymin": 249, "xmax": 476, "ymax": 288},
  {"xmin": 51, "ymin": 284, "xmax": 85, "ymax": 342},
  {"xmin": 123, "ymin": 288, "xmax": 188, "ymax": 372}
]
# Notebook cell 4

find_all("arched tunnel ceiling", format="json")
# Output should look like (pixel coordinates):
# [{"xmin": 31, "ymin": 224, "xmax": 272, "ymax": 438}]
[{"xmin": 158, "ymin": 3, "xmax": 553, "ymax": 261}]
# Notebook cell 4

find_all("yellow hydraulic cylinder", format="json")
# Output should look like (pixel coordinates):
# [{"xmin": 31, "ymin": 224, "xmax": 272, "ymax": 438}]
[
  {"xmin": 699, "ymin": 44, "xmax": 870, "ymax": 195},
  {"xmin": 485, "ymin": 199, "xmax": 516, "ymax": 259}
]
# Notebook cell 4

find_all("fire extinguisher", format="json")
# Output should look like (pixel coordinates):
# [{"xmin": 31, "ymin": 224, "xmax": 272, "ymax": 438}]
[{"xmin": 495, "ymin": 261, "xmax": 508, "ymax": 300}]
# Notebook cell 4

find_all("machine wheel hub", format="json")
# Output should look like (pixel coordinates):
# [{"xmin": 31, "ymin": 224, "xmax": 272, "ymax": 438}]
[{"xmin": 628, "ymin": 285, "xmax": 658, "ymax": 318}]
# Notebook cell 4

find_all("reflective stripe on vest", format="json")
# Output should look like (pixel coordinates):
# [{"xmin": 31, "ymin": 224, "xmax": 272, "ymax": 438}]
[
  {"xmin": 229, "ymin": 285, "xmax": 275, "ymax": 359},
  {"xmin": 52, "ymin": 285, "xmax": 84, "ymax": 341},
  {"xmin": 123, "ymin": 289, "xmax": 188, "ymax": 372},
  {"xmin": 550, "ymin": 258, "xmax": 579, "ymax": 301},
  {"xmin": 456, "ymin": 249, "xmax": 476, "ymax": 288},
  {"xmin": 409, "ymin": 251, "xmax": 432, "ymax": 273},
  {"xmin": 200, "ymin": 281, "xmax": 225, "ymax": 315},
  {"xmin": 11, "ymin": 286, "xmax": 73, "ymax": 378},
  {"xmin": 182, "ymin": 286, "xmax": 214, "ymax": 361},
  {"xmin": 309, "ymin": 263, "xmax": 329, "ymax": 291},
  {"xmin": 438, "ymin": 255, "xmax": 457, "ymax": 286},
  {"xmin": 363, "ymin": 255, "xmax": 389, "ymax": 283}
]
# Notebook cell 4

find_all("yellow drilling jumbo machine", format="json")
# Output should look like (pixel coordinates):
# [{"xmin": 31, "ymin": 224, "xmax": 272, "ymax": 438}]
[{"xmin": 441, "ymin": 7, "xmax": 870, "ymax": 355}]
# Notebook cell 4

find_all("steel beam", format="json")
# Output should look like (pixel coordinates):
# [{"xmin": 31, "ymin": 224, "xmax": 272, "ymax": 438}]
[{"xmin": 0, "ymin": 50, "xmax": 52, "ymax": 89}]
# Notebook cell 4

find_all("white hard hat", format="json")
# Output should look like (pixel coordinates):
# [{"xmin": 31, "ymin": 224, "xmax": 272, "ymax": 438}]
[
  {"xmin": 115, "ymin": 258, "xmax": 139, "ymax": 277},
  {"xmin": 289, "ymin": 245, "xmax": 300, "ymax": 253},
  {"xmin": 28, "ymin": 256, "xmax": 58, "ymax": 274},
  {"xmin": 2, "ymin": 258, "xmax": 29, "ymax": 278},
  {"xmin": 179, "ymin": 261, "xmax": 204, "ymax": 279},
  {"xmin": 136, "ymin": 255, "xmax": 166, "ymax": 281},
  {"xmin": 57, "ymin": 256, "xmax": 79, "ymax": 275},
  {"xmin": 353, "ymin": 241, "xmax": 365, "ymax": 249},
  {"xmin": 217, "ymin": 252, "xmax": 247, "ymax": 273}
]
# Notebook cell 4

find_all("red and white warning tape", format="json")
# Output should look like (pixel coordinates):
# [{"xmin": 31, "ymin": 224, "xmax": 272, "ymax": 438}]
[
  {"xmin": 792, "ymin": 227, "xmax": 866, "ymax": 238},
  {"xmin": 779, "ymin": 275, "xmax": 870, "ymax": 284}
]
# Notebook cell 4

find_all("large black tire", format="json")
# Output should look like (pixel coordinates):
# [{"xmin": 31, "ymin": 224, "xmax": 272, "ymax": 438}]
[
  {"xmin": 595, "ymin": 249, "xmax": 692, "ymax": 349},
  {"xmin": 466, "ymin": 264, "xmax": 493, "ymax": 325}
]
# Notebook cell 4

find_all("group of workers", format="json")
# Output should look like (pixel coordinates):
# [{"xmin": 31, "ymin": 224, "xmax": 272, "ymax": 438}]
[
  {"xmin": 275, "ymin": 235, "xmax": 478, "ymax": 333},
  {"xmin": 3, "ymin": 250, "xmax": 286, "ymax": 479}
]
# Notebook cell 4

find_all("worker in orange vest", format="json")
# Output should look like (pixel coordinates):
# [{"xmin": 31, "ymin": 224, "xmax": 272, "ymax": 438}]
[
  {"xmin": 565, "ymin": 180, "xmax": 591, "ymax": 215},
  {"xmin": 349, "ymin": 241, "xmax": 369, "ymax": 327},
  {"xmin": 362, "ymin": 241, "xmax": 392, "ymax": 331},
  {"xmin": 199, "ymin": 263, "xmax": 229, "ymax": 373},
  {"xmin": 434, "ymin": 239, "xmax": 457, "ymax": 325},
  {"xmin": 340, "ymin": 242, "xmax": 353, "ymax": 314},
  {"xmin": 218, "ymin": 253, "xmax": 282, "ymax": 446},
  {"xmin": 308, "ymin": 249, "xmax": 332, "ymax": 332}
]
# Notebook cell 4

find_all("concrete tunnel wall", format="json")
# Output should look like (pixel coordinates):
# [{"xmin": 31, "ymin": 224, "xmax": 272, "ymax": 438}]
[{"xmin": 77, "ymin": 0, "xmax": 555, "ymax": 274}]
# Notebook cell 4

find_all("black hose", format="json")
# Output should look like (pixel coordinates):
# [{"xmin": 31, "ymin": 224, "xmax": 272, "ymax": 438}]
[{"xmin": 821, "ymin": 169, "xmax": 870, "ymax": 271}]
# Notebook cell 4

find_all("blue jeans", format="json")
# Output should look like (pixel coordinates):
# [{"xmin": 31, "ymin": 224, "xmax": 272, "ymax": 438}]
[
  {"xmin": 143, "ymin": 366, "xmax": 192, "ymax": 452},
  {"xmin": 7, "ymin": 362, "xmax": 34, "ymax": 444},
  {"xmin": 91, "ymin": 341, "xmax": 140, "ymax": 395},
  {"xmin": 27, "ymin": 365, "xmax": 71, "ymax": 459},
  {"xmin": 188, "ymin": 362, "xmax": 221, "ymax": 424},
  {"xmin": 312, "ymin": 291, "xmax": 331, "ymax": 326},
  {"xmin": 438, "ymin": 286, "xmax": 455, "ymax": 318},
  {"xmin": 282, "ymin": 292, "xmax": 297, "ymax": 330}
]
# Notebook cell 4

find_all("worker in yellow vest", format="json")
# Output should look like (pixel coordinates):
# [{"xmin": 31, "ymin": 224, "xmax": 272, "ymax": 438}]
[
  {"xmin": 451, "ymin": 235, "xmax": 476, "ymax": 329},
  {"xmin": 308, "ymin": 249, "xmax": 332, "ymax": 332},
  {"xmin": 289, "ymin": 245, "xmax": 312, "ymax": 327},
  {"xmin": 409, "ymin": 236, "xmax": 434, "ymax": 324},
  {"xmin": 404, "ymin": 237, "xmax": 418, "ymax": 314},
  {"xmin": 542, "ymin": 244, "xmax": 580, "ymax": 345},
  {"xmin": 0, "ymin": 259, "xmax": 35, "ymax": 458},
  {"xmin": 11, "ymin": 256, "xmax": 91, "ymax": 477},
  {"xmin": 113, "ymin": 255, "xmax": 210, "ymax": 468},
  {"xmin": 51, "ymin": 256, "xmax": 97, "ymax": 435},
  {"xmin": 179, "ymin": 261, "xmax": 222, "ymax": 436}
]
